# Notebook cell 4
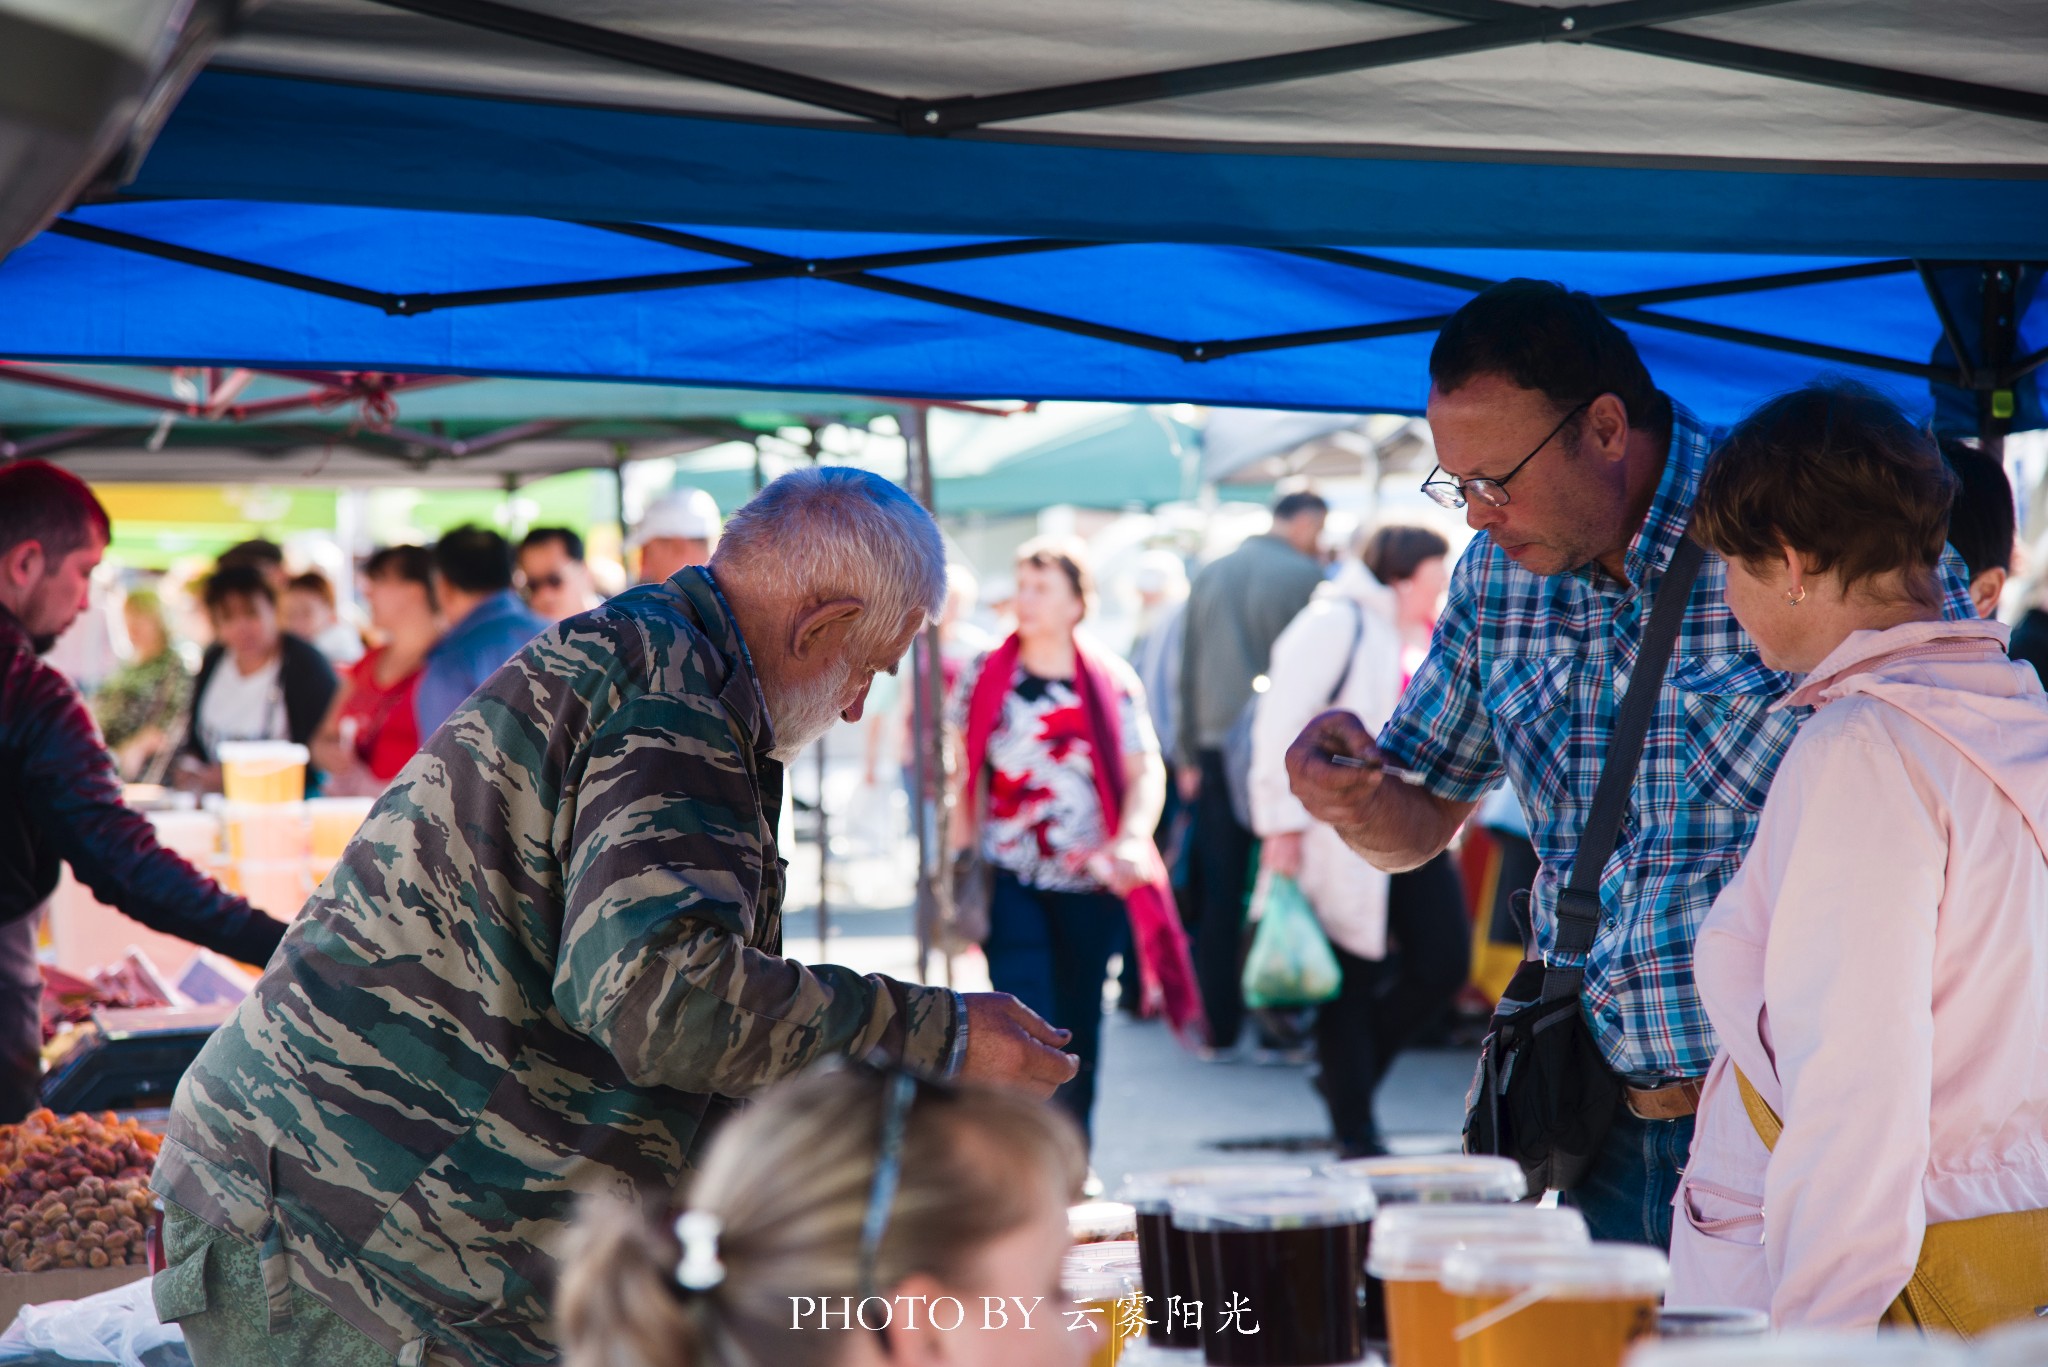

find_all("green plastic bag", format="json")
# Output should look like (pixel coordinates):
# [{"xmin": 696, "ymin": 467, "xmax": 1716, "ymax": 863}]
[{"xmin": 1241, "ymin": 871, "xmax": 1344, "ymax": 1009}]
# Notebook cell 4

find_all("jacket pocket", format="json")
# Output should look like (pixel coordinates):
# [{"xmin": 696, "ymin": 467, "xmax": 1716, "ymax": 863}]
[
  {"xmin": 1483, "ymin": 657, "xmax": 1574, "ymax": 815},
  {"xmin": 1669, "ymin": 1172, "xmax": 1773, "ymax": 1314},
  {"xmin": 1668, "ymin": 654, "xmax": 1794, "ymax": 814}
]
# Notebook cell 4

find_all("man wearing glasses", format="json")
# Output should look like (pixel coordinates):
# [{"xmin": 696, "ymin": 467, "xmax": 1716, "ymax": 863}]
[
  {"xmin": 1287, "ymin": 279, "xmax": 1970, "ymax": 1247},
  {"xmin": 516, "ymin": 526, "xmax": 605, "ymax": 622}
]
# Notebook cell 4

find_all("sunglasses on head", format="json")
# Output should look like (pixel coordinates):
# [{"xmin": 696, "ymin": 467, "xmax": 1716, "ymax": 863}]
[{"xmin": 847, "ymin": 1056, "xmax": 956, "ymax": 1353}]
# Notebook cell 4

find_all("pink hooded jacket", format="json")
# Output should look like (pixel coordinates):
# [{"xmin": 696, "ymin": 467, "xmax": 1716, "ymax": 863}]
[{"xmin": 1668, "ymin": 619, "xmax": 2048, "ymax": 1329}]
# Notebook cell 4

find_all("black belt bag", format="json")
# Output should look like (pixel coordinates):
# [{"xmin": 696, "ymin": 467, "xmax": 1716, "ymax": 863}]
[{"xmin": 1462, "ymin": 534, "xmax": 1705, "ymax": 1193}]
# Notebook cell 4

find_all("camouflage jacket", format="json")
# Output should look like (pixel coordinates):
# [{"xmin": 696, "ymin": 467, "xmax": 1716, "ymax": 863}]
[{"xmin": 153, "ymin": 568, "xmax": 965, "ymax": 1367}]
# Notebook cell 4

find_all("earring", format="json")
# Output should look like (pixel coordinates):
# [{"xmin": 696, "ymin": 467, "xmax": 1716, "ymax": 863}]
[{"xmin": 1785, "ymin": 585, "xmax": 1806, "ymax": 606}]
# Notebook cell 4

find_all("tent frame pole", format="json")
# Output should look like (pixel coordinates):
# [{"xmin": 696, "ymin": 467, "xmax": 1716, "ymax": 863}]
[
  {"xmin": 48, "ymin": 214, "xmax": 1974, "ymax": 385},
  {"xmin": 1979, "ymin": 263, "xmax": 2020, "ymax": 462},
  {"xmin": 903, "ymin": 405, "xmax": 952, "ymax": 989},
  {"xmin": 1371, "ymin": 0, "xmax": 2048, "ymax": 125},
  {"xmin": 362, "ymin": 0, "xmax": 2048, "ymax": 133}
]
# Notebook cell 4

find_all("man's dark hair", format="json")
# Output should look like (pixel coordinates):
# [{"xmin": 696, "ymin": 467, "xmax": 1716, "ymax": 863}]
[
  {"xmin": 1271, "ymin": 491, "xmax": 1329, "ymax": 523},
  {"xmin": 0, "ymin": 460, "xmax": 110, "ymax": 563},
  {"xmin": 1430, "ymin": 279, "xmax": 1673, "ymax": 444},
  {"xmin": 519, "ymin": 526, "xmax": 586, "ymax": 563},
  {"xmin": 202, "ymin": 562, "xmax": 277, "ymax": 613},
  {"xmin": 432, "ymin": 525, "xmax": 516, "ymax": 595},
  {"xmin": 1693, "ymin": 381, "xmax": 1956, "ymax": 610},
  {"xmin": 1939, "ymin": 437, "xmax": 2015, "ymax": 580},
  {"xmin": 218, "ymin": 538, "xmax": 285, "ymax": 575}
]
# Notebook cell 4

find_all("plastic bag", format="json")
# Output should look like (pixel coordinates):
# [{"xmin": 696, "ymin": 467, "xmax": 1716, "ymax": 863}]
[
  {"xmin": 1240, "ymin": 871, "xmax": 1343, "ymax": 1009},
  {"xmin": 0, "ymin": 1277, "xmax": 189, "ymax": 1367}
]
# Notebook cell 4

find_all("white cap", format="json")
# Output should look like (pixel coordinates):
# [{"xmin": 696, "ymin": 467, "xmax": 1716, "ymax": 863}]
[
  {"xmin": 632, "ymin": 488, "xmax": 721, "ymax": 547},
  {"xmin": 1133, "ymin": 549, "xmax": 1188, "ymax": 597}
]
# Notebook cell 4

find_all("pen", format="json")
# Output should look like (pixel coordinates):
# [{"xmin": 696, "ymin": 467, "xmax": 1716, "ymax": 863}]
[{"xmin": 1324, "ymin": 752, "xmax": 1421, "ymax": 784}]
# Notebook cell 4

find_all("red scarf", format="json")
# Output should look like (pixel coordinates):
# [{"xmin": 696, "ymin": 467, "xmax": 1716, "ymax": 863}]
[{"xmin": 962, "ymin": 633, "xmax": 1208, "ymax": 1048}]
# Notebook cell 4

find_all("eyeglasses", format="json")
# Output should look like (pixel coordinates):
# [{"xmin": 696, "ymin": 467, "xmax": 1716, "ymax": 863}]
[
  {"xmin": 851, "ymin": 1058, "xmax": 952, "ymax": 1349},
  {"xmin": 1421, "ymin": 398, "xmax": 1596, "ymax": 510},
  {"xmin": 522, "ymin": 573, "xmax": 565, "ymax": 595}
]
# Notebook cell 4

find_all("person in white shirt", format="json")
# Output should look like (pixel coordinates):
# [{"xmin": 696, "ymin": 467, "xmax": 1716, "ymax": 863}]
[
  {"xmin": 175, "ymin": 563, "xmax": 339, "ymax": 793},
  {"xmin": 1251, "ymin": 524, "xmax": 1469, "ymax": 1156}
]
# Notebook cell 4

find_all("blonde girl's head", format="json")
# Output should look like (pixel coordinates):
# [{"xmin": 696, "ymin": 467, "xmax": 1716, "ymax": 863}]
[{"xmin": 558, "ymin": 1064, "xmax": 1089, "ymax": 1367}]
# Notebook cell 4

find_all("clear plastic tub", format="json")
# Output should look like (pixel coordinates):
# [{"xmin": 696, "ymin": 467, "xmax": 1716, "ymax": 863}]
[
  {"xmin": 217, "ymin": 741, "xmax": 309, "ymax": 804},
  {"xmin": 1366, "ymin": 1204, "xmax": 1588, "ymax": 1367},
  {"xmin": 1064, "ymin": 1255, "xmax": 1142, "ymax": 1367},
  {"xmin": 1114, "ymin": 1164, "xmax": 1313, "ymax": 1350},
  {"xmin": 1624, "ymin": 1332, "xmax": 1975, "ymax": 1367},
  {"xmin": 1324, "ymin": 1155, "xmax": 1528, "ymax": 1205},
  {"xmin": 1071, "ymin": 1200, "xmax": 1139, "ymax": 1244},
  {"xmin": 305, "ymin": 796, "xmax": 376, "ymax": 862},
  {"xmin": 1652, "ymin": 1308, "xmax": 1770, "ymax": 1339},
  {"xmin": 1440, "ymin": 1243, "xmax": 1668, "ymax": 1367},
  {"xmin": 222, "ymin": 801, "xmax": 308, "ymax": 862},
  {"xmin": 1171, "ymin": 1178, "xmax": 1379, "ymax": 1367}
]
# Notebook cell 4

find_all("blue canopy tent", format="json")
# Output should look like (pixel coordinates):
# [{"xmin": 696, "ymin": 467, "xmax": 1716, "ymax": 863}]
[
  {"xmin": 1, "ymin": 0, "xmax": 2043, "ymax": 966},
  {"xmin": 0, "ymin": 0, "xmax": 2040, "ymax": 448}
]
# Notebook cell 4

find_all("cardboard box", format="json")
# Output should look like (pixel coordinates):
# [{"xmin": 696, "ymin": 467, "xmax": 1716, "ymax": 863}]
[{"xmin": 0, "ymin": 1263, "xmax": 150, "ymax": 1330}]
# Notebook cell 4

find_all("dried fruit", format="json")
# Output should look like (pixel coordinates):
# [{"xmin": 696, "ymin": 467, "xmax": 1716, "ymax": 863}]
[{"xmin": 0, "ymin": 1111, "xmax": 160, "ymax": 1273}]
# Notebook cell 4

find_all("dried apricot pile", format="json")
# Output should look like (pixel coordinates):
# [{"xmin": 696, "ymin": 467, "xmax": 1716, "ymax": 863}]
[{"xmin": 0, "ymin": 1110, "xmax": 159, "ymax": 1272}]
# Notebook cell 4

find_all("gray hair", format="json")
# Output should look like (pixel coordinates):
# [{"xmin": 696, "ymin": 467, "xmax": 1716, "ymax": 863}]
[{"xmin": 712, "ymin": 467, "xmax": 946, "ymax": 642}]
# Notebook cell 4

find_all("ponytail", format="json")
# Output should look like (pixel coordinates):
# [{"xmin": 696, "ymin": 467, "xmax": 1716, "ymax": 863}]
[{"xmin": 558, "ymin": 1199, "xmax": 705, "ymax": 1367}]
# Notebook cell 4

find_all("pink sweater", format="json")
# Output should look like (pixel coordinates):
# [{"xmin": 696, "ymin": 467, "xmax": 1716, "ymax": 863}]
[{"xmin": 1668, "ymin": 619, "xmax": 2048, "ymax": 1329}]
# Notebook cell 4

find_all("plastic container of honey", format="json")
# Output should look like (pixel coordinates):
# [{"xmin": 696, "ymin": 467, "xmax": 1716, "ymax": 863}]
[
  {"xmin": 1439, "ymin": 1243, "xmax": 1667, "ymax": 1367},
  {"xmin": 218, "ymin": 741, "xmax": 309, "ymax": 804},
  {"xmin": 1366, "ymin": 1204, "xmax": 1588, "ymax": 1367}
]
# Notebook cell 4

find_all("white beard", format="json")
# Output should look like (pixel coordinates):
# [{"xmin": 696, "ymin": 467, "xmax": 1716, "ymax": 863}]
[{"xmin": 764, "ymin": 659, "xmax": 854, "ymax": 764}]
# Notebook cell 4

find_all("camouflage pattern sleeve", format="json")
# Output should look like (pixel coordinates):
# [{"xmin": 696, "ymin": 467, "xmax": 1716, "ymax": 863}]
[{"xmin": 552, "ymin": 687, "xmax": 961, "ymax": 1091}]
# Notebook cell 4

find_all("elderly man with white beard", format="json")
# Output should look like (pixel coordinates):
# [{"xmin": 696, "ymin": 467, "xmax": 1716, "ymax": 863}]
[{"xmin": 150, "ymin": 468, "xmax": 1079, "ymax": 1367}]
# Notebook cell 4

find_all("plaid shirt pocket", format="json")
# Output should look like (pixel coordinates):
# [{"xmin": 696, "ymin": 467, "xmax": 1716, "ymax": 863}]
[
  {"xmin": 1483, "ymin": 656, "xmax": 1576, "ymax": 816},
  {"xmin": 1668, "ymin": 655, "xmax": 1793, "ymax": 814}
]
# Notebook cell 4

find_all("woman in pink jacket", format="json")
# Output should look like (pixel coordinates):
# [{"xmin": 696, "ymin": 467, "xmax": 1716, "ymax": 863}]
[{"xmin": 1668, "ymin": 381, "xmax": 2048, "ymax": 1329}]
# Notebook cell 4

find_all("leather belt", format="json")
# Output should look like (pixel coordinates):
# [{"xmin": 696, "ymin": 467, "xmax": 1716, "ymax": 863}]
[{"xmin": 1625, "ymin": 1078, "xmax": 1704, "ymax": 1121}]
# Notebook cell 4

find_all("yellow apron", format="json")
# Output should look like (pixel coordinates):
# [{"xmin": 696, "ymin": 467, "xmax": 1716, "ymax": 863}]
[{"xmin": 1735, "ymin": 1065, "xmax": 2048, "ymax": 1335}]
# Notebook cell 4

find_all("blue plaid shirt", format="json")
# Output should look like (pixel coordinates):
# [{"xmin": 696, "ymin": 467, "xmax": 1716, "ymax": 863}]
[{"xmin": 1378, "ymin": 406, "xmax": 1974, "ymax": 1081}]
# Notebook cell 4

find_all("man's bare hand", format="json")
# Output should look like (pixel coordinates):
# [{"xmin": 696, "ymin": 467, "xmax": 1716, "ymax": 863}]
[
  {"xmin": 1286, "ymin": 710, "xmax": 1386, "ymax": 831},
  {"xmin": 1176, "ymin": 764, "xmax": 1202, "ymax": 804},
  {"xmin": 956, "ymin": 993, "xmax": 1079, "ymax": 1098}
]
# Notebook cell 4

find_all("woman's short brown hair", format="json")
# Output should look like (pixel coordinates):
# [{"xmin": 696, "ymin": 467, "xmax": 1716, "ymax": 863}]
[
  {"xmin": 1361, "ymin": 525, "xmax": 1450, "ymax": 587},
  {"xmin": 1014, "ymin": 536, "xmax": 1094, "ymax": 617},
  {"xmin": 1692, "ymin": 381, "xmax": 1957, "ymax": 608}
]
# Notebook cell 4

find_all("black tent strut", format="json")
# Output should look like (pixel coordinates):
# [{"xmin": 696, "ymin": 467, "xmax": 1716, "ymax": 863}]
[
  {"xmin": 45, "ymin": 213, "xmax": 1996, "ymax": 386},
  {"xmin": 362, "ymin": 0, "xmax": 2048, "ymax": 131}
]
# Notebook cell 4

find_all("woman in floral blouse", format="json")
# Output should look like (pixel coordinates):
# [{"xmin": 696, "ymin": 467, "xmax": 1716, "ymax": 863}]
[{"xmin": 93, "ymin": 588, "xmax": 191, "ymax": 783}]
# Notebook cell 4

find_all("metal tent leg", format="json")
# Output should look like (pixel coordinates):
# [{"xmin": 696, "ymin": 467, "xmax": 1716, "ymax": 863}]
[{"xmin": 903, "ymin": 405, "xmax": 953, "ymax": 989}]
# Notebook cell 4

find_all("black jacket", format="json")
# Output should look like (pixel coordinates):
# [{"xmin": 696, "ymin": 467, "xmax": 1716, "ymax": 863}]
[
  {"xmin": 179, "ymin": 633, "xmax": 338, "ymax": 765},
  {"xmin": 0, "ymin": 606, "xmax": 285, "ymax": 965}
]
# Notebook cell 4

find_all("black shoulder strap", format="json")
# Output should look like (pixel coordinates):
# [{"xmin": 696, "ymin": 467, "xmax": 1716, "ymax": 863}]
[
  {"xmin": 1324, "ymin": 600, "xmax": 1366, "ymax": 706},
  {"xmin": 1544, "ymin": 534, "xmax": 1706, "ymax": 1001}
]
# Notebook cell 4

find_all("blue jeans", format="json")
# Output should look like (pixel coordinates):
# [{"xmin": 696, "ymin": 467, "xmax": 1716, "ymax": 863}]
[
  {"xmin": 1562, "ymin": 1104, "xmax": 1696, "ymax": 1248},
  {"xmin": 984, "ymin": 870, "xmax": 1125, "ymax": 1145}
]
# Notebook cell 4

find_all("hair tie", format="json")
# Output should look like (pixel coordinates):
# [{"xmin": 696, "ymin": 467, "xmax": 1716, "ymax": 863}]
[{"xmin": 674, "ymin": 1210, "xmax": 726, "ymax": 1293}]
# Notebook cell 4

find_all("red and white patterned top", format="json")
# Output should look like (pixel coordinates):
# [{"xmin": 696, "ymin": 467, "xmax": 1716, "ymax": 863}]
[{"xmin": 950, "ymin": 654, "xmax": 1157, "ymax": 893}]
